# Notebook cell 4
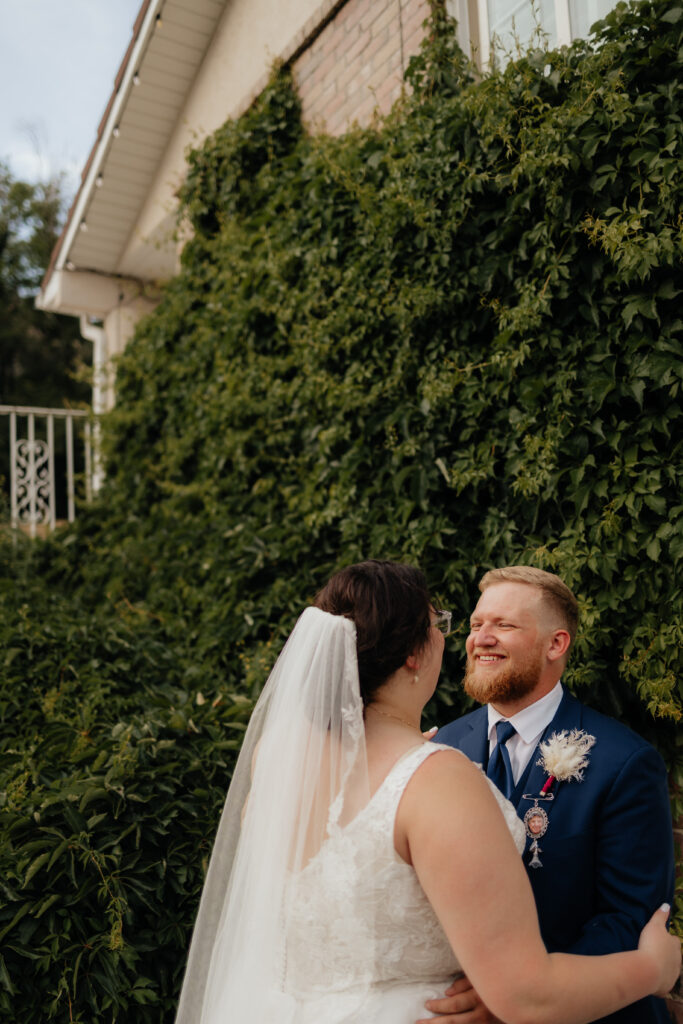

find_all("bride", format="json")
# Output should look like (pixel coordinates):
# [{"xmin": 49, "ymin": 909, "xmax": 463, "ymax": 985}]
[{"xmin": 174, "ymin": 560, "xmax": 679, "ymax": 1023}]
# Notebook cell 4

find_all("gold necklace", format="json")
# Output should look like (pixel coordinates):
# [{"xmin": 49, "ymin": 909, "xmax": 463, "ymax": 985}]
[{"xmin": 367, "ymin": 705, "xmax": 421, "ymax": 731}]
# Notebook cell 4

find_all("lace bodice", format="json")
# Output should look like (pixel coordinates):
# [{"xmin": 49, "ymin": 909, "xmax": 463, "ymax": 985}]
[{"xmin": 284, "ymin": 742, "xmax": 526, "ymax": 1001}]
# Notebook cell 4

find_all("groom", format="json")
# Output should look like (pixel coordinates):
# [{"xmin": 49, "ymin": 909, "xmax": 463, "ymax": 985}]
[{"xmin": 430, "ymin": 566, "xmax": 675, "ymax": 1024}]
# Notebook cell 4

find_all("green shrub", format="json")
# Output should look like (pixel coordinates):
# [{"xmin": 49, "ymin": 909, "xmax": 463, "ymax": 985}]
[{"xmin": 0, "ymin": 537, "xmax": 253, "ymax": 1020}]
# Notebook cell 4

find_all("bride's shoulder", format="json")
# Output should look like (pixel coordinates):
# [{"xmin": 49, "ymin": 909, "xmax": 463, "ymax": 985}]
[
  {"xmin": 394, "ymin": 744, "xmax": 497, "ymax": 861},
  {"xmin": 401, "ymin": 744, "xmax": 528, "ymax": 858},
  {"xmin": 422, "ymin": 742, "xmax": 483, "ymax": 771},
  {"xmin": 402, "ymin": 743, "xmax": 493, "ymax": 802}
]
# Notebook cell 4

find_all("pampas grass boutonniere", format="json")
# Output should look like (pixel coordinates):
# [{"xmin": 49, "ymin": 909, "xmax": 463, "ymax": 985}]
[{"xmin": 537, "ymin": 728, "xmax": 596, "ymax": 783}]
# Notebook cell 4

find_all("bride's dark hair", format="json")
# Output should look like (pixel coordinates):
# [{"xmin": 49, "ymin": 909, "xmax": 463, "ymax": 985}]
[{"xmin": 314, "ymin": 559, "xmax": 432, "ymax": 705}]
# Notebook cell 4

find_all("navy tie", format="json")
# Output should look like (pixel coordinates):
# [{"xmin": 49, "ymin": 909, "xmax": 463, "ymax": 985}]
[{"xmin": 487, "ymin": 720, "xmax": 517, "ymax": 799}]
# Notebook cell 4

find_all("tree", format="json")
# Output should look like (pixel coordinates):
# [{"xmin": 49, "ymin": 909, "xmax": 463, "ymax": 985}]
[
  {"xmin": 0, "ymin": 163, "xmax": 92, "ymax": 514},
  {"xmin": 0, "ymin": 162, "xmax": 91, "ymax": 408}
]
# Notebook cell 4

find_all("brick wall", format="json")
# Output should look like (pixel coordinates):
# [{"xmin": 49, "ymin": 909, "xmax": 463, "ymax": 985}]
[{"xmin": 293, "ymin": 0, "xmax": 431, "ymax": 136}]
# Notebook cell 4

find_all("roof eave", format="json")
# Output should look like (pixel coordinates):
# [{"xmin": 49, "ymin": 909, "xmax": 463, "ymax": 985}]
[{"xmin": 41, "ymin": 0, "xmax": 156, "ymax": 294}]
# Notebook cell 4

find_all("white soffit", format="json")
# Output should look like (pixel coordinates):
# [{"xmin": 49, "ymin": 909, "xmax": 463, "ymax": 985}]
[{"xmin": 48, "ymin": 0, "xmax": 227, "ymax": 285}]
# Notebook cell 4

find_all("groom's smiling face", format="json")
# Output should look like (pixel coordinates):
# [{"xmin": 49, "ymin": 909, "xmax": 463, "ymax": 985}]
[{"xmin": 463, "ymin": 582, "xmax": 557, "ymax": 709}]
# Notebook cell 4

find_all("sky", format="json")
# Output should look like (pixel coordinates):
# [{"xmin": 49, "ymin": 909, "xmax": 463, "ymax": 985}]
[{"xmin": 1, "ymin": 0, "xmax": 144, "ymax": 200}]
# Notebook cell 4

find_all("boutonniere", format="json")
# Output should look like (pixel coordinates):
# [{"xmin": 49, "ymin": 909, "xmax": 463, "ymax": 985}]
[
  {"xmin": 537, "ymin": 728, "xmax": 597, "ymax": 790},
  {"xmin": 522, "ymin": 729, "xmax": 596, "ymax": 869}
]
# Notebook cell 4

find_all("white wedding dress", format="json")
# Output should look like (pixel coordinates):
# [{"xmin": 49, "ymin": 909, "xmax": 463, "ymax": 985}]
[
  {"xmin": 174, "ymin": 613, "xmax": 528, "ymax": 1024},
  {"xmin": 282, "ymin": 742, "xmax": 527, "ymax": 1023}
]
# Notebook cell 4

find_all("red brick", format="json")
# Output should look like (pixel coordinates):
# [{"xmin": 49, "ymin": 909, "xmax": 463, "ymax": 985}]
[
  {"xmin": 401, "ymin": 7, "xmax": 426, "ymax": 34},
  {"xmin": 403, "ymin": 25, "xmax": 428, "ymax": 57},
  {"xmin": 304, "ymin": 108, "xmax": 330, "ymax": 133},
  {"xmin": 344, "ymin": 27, "xmax": 371, "ymax": 65},
  {"xmin": 334, "ymin": 0, "xmax": 356, "ymax": 28},
  {"xmin": 304, "ymin": 40, "xmax": 324, "ymax": 66},
  {"xmin": 293, "ymin": 66, "xmax": 310, "ymax": 91},
  {"xmin": 360, "ymin": 0, "xmax": 389, "ymax": 32},
  {"xmin": 314, "ymin": 51, "xmax": 338, "ymax": 81},
  {"xmin": 405, "ymin": 2, "xmax": 430, "ymax": 27},
  {"xmin": 403, "ymin": 10, "xmax": 429, "ymax": 37},
  {"xmin": 375, "ymin": 68, "xmax": 402, "ymax": 100},
  {"xmin": 304, "ymin": 73, "xmax": 337, "ymax": 104},
  {"xmin": 350, "ymin": 0, "xmax": 375, "ymax": 23},
  {"xmin": 372, "ymin": 35, "xmax": 402, "ymax": 72},
  {"xmin": 343, "ymin": 20, "xmax": 363, "ymax": 48},
  {"xmin": 364, "ymin": 23, "xmax": 390, "ymax": 60},
  {"xmin": 337, "ymin": 55, "xmax": 364, "ymax": 93},
  {"xmin": 295, "ymin": 56, "xmax": 318, "ymax": 87},
  {"xmin": 325, "ymin": 116, "xmax": 344, "ymax": 136},
  {"xmin": 326, "ymin": 89, "xmax": 350, "ymax": 118},
  {"xmin": 303, "ymin": 45, "xmax": 325, "ymax": 72},
  {"xmin": 293, "ymin": 0, "xmax": 432, "ymax": 137},
  {"xmin": 315, "ymin": 49, "xmax": 343, "ymax": 80},
  {"xmin": 301, "ymin": 56, "xmax": 318, "ymax": 80},
  {"xmin": 322, "ymin": 25, "xmax": 340, "ymax": 56},
  {"xmin": 298, "ymin": 69, "xmax": 337, "ymax": 111},
  {"xmin": 358, "ymin": 58, "xmax": 374, "ymax": 82},
  {"xmin": 325, "ymin": 38, "xmax": 344, "ymax": 67},
  {"xmin": 355, "ymin": 89, "xmax": 379, "ymax": 113},
  {"xmin": 401, "ymin": 4, "xmax": 426, "ymax": 30},
  {"xmin": 368, "ymin": 0, "xmax": 398, "ymax": 38}
]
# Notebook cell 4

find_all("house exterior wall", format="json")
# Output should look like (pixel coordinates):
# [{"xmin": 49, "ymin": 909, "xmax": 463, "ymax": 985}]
[
  {"xmin": 45, "ymin": 0, "xmax": 436, "ymax": 417},
  {"xmin": 293, "ymin": 0, "xmax": 431, "ymax": 135},
  {"xmin": 118, "ymin": 0, "xmax": 327, "ymax": 282},
  {"xmin": 118, "ymin": 0, "xmax": 431, "ymax": 282}
]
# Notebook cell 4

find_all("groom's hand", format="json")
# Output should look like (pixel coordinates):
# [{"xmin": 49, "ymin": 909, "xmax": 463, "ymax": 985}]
[{"xmin": 417, "ymin": 976, "xmax": 500, "ymax": 1023}]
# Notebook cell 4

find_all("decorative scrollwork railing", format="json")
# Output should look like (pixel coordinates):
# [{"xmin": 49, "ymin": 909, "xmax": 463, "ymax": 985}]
[
  {"xmin": 1, "ymin": 405, "xmax": 94, "ymax": 536},
  {"xmin": 15, "ymin": 438, "xmax": 51, "ymax": 526}
]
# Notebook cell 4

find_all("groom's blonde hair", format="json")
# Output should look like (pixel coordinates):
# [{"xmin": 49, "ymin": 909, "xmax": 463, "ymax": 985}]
[{"xmin": 479, "ymin": 566, "xmax": 579, "ymax": 647}]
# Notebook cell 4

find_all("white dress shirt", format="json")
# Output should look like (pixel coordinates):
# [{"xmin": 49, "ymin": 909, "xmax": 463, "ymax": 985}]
[{"xmin": 487, "ymin": 682, "xmax": 564, "ymax": 785}]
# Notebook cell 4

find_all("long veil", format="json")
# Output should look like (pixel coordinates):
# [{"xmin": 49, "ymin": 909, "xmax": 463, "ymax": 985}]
[{"xmin": 174, "ymin": 606, "xmax": 371, "ymax": 1023}]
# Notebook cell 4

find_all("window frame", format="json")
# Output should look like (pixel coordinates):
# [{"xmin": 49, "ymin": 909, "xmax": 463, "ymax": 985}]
[{"xmin": 447, "ymin": 0, "xmax": 586, "ymax": 67}]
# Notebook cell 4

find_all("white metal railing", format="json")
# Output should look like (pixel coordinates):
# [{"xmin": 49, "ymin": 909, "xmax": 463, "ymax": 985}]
[{"xmin": 0, "ymin": 405, "xmax": 93, "ymax": 536}]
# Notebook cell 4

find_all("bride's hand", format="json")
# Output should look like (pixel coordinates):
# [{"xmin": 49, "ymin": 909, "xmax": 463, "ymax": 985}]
[{"xmin": 638, "ymin": 904, "xmax": 681, "ymax": 997}]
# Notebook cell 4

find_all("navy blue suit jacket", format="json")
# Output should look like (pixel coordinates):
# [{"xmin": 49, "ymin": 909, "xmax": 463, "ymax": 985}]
[{"xmin": 437, "ymin": 690, "xmax": 675, "ymax": 1024}]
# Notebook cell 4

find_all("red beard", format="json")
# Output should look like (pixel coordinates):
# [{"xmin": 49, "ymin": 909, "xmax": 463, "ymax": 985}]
[{"xmin": 464, "ymin": 650, "xmax": 544, "ymax": 705}]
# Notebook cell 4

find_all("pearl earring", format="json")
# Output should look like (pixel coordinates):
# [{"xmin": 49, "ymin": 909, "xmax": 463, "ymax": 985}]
[{"xmin": 413, "ymin": 673, "xmax": 419, "ymax": 684}]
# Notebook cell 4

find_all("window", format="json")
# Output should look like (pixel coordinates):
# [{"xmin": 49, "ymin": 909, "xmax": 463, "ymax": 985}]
[
  {"xmin": 567, "ymin": 0, "xmax": 616, "ymax": 39},
  {"xmin": 447, "ymin": 0, "xmax": 616, "ymax": 65}
]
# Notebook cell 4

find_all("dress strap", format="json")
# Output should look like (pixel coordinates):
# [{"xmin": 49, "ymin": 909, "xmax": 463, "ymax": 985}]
[{"xmin": 373, "ymin": 743, "xmax": 452, "ymax": 830}]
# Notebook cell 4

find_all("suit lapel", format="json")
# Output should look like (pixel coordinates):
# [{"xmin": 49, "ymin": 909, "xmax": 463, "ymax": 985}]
[
  {"xmin": 456, "ymin": 707, "xmax": 490, "ymax": 768},
  {"xmin": 513, "ymin": 689, "xmax": 584, "ymax": 810},
  {"xmin": 511, "ymin": 749, "xmax": 541, "ymax": 805}
]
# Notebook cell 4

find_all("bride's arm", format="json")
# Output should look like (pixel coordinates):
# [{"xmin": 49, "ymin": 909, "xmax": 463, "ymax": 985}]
[{"xmin": 396, "ymin": 749, "xmax": 679, "ymax": 1024}]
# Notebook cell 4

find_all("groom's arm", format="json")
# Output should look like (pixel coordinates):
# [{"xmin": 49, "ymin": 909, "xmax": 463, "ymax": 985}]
[
  {"xmin": 565, "ymin": 743, "xmax": 674, "ymax": 956},
  {"xmin": 419, "ymin": 743, "xmax": 674, "ymax": 1021}
]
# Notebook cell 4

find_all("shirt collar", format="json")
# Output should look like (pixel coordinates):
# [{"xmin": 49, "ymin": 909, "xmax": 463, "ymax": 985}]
[{"xmin": 487, "ymin": 681, "xmax": 564, "ymax": 744}]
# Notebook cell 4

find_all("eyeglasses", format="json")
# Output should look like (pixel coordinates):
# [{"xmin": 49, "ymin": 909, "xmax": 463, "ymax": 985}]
[{"xmin": 432, "ymin": 609, "xmax": 453, "ymax": 637}]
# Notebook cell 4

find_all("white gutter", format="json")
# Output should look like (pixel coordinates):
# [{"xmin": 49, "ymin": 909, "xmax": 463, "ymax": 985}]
[
  {"xmin": 80, "ymin": 314, "xmax": 107, "ymax": 491},
  {"xmin": 55, "ymin": 0, "xmax": 163, "ymax": 275},
  {"xmin": 79, "ymin": 315, "xmax": 107, "ymax": 417}
]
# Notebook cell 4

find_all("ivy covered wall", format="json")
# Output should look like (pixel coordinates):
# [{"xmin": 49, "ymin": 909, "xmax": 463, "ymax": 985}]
[{"xmin": 1, "ymin": 2, "xmax": 681, "ymax": 1019}]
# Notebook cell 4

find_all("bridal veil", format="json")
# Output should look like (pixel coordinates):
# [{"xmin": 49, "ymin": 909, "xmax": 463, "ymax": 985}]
[{"xmin": 174, "ymin": 606, "xmax": 373, "ymax": 1023}]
